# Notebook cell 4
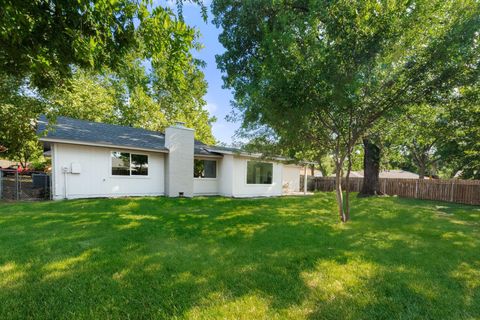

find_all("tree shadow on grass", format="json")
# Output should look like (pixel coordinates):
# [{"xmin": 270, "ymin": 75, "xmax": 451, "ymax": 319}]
[{"xmin": 0, "ymin": 194, "xmax": 479, "ymax": 319}]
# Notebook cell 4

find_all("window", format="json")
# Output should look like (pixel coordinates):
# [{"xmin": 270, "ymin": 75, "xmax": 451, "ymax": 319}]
[
  {"xmin": 111, "ymin": 152, "xmax": 130, "ymax": 176},
  {"xmin": 131, "ymin": 154, "xmax": 148, "ymax": 176},
  {"xmin": 194, "ymin": 159, "xmax": 217, "ymax": 178},
  {"xmin": 111, "ymin": 152, "xmax": 148, "ymax": 176},
  {"xmin": 247, "ymin": 161, "xmax": 273, "ymax": 184}
]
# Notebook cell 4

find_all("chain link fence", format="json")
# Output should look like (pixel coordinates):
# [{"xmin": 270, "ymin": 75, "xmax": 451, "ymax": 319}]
[{"xmin": 0, "ymin": 170, "xmax": 51, "ymax": 201}]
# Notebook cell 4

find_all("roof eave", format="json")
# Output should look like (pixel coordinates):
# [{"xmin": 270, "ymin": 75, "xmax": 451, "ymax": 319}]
[{"xmin": 39, "ymin": 137, "xmax": 169, "ymax": 153}]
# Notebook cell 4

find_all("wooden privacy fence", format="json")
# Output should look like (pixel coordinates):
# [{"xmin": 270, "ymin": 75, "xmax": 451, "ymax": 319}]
[{"xmin": 304, "ymin": 177, "xmax": 480, "ymax": 206}]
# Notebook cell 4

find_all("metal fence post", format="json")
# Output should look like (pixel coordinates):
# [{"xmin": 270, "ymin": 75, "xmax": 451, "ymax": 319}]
[
  {"xmin": 0, "ymin": 170, "xmax": 2, "ymax": 200},
  {"xmin": 15, "ymin": 171, "xmax": 19, "ymax": 201}
]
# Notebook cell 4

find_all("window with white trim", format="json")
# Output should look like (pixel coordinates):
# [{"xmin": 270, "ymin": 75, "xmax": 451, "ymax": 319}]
[
  {"xmin": 194, "ymin": 159, "xmax": 217, "ymax": 178},
  {"xmin": 247, "ymin": 161, "xmax": 273, "ymax": 184},
  {"xmin": 111, "ymin": 152, "xmax": 148, "ymax": 176}
]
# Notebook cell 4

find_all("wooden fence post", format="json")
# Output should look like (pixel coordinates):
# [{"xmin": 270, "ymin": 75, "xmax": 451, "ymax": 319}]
[
  {"xmin": 415, "ymin": 180, "xmax": 419, "ymax": 199},
  {"xmin": 450, "ymin": 180, "xmax": 455, "ymax": 202}
]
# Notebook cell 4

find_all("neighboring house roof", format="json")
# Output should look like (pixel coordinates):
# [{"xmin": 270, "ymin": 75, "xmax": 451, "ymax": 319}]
[
  {"xmin": 380, "ymin": 170, "xmax": 420, "ymax": 179},
  {"xmin": 37, "ymin": 116, "xmax": 222, "ymax": 156},
  {"xmin": 0, "ymin": 159, "xmax": 18, "ymax": 168},
  {"xmin": 349, "ymin": 171, "xmax": 364, "ymax": 178},
  {"xmin": 337, "ymin": 170, "xmax": 420, "ymax": 179}
]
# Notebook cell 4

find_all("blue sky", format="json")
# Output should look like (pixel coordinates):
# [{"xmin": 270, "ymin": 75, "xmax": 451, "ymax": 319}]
[{"xmin": 169, "ymin": 2, "xmax": 239, "ymax": 145}]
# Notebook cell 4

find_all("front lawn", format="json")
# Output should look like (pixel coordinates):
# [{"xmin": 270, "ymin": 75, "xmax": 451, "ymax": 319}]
[{"xmin": 0, "ymin": 194, "xmax": 479, "ymax": 319}]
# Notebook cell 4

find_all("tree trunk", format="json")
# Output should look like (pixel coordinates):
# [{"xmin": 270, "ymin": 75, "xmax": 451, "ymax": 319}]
[
  {"xmin": 334, "ymin": 161, "xmax": 347, "ymax": 222},
  {"xmin": 344, "ymin": 153, "xmax": 352, "ymax": 221},
  {"xmin": 318, "ymin": 160, "xmax": 328, "ymax": 177},
  {"xmin": 19, "ymin": 153, "xmax": 28, "ymax": 169},
  {"xmin": 418, "ymin": 165, "xmax": 426, "ymax": 179},
  {"xmin": 359, "ymin": 138, "xmax": 381, "ymax": 197}
]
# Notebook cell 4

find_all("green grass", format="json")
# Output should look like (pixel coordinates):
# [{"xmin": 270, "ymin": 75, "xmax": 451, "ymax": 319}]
[{"xmin": 0, "ymin": 194, "xmax": 479, "ymax": 320}]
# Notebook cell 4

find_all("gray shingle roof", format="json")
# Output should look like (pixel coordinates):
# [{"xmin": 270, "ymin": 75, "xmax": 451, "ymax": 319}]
[
  {"xmin": 36, "ymin": 116, "xmax": 292, "ymax": 159},
  {"xmin": 37, "ymin": 116, "xmax": 212, "ymax": 153}
]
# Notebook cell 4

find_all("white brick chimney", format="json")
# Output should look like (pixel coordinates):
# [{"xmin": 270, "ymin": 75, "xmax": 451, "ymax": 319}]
[{"xmin": 164, "ymin": 122, "xmax": 194, "ymax": 197}]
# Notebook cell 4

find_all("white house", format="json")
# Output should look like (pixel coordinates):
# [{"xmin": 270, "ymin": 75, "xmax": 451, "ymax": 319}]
[{"xmin": 37, "ymin": 116, "xmax": 308, "ymax": 200}]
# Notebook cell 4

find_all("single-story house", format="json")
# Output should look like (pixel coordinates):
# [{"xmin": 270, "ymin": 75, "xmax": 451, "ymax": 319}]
[{"xmin": 37, "ymin": 116, "xmax": 309, "ymax": 200}]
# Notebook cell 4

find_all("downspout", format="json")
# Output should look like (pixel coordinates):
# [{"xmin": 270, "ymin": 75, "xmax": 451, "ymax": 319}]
[
  {"xmin": 304, "ymin": 165, "xmax": 308, "ymax": 195},
  {"xmin": 62, "ymin": 165, "xmax": 69, "ymax": 199},
  {"xmin": 63, "ymin": 168, "xmax": 68, "ymax": 199}
]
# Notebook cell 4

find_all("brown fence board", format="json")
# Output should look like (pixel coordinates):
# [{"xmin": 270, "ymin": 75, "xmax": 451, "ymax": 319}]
[{"xmin": 304, "ymin": 177, "xmax": 480, "ymax": 206}]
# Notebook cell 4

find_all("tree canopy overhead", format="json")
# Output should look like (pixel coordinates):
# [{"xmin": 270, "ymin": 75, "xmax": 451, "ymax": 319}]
[
  {"xmin": 0, "ymin": 0, "xmax": 202, "ymax": 90},
  {"xmin": 213, "ymin": 0, "xmax": 480, "ymax": 221}
]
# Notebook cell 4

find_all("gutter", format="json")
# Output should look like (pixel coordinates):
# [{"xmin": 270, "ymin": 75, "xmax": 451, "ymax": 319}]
[{"xmin": 39, "ymin": 138, "xmax": 169, "ymax": 154}]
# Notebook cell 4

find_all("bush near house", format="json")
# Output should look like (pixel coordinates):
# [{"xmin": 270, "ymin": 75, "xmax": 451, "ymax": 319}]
[{"xmin": 0, "ymin": 194, "xmax": 479, "ymax": 319}]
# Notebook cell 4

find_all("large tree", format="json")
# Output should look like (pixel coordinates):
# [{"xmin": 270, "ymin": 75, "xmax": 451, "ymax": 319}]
[
  {"xmin": 50, "ymin": 68, "xmax": 216, "ymax": 144},
  {"xmin": 213, "ymin": 0, "xmax": 480, "ymax": 221}
]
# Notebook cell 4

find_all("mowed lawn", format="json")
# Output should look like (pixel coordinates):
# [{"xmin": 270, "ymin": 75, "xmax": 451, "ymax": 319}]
[{"xmin": 0, "ymin": 194, "xmax": 479, "ymax": 320}]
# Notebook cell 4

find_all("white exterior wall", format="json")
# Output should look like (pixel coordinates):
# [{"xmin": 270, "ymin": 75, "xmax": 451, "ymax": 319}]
[
  {"xmin": 218, "ymin": 155, "xmax": 234, "ymax": 196},
  {"xmin": 195, "ymin": 156, "xmax": 297, "ymax": 197},
  {"xmin": 51, "ymin": 143, "xmax": 165, "ymax": 200},
  {"xmin": 164, "ymin": 126, "xmax": 194, "ymax": 197},
  {"xmin": 49, "ymin": 140, "xmax": 303, "ymax": 200},
  {"xmin": 193, "ymin": 179, "xmax": 219, "ymax": 195},
  {"xmin": 282, "ymin": 165, "xmax": 302, "ymax": 193},
  {"xmin": 231, "ymin": 156, "xmax": 283, "ymax": 197},
  {"xmin": 193, "ymin": 157, "xmax": 220, "ymax": 196}
]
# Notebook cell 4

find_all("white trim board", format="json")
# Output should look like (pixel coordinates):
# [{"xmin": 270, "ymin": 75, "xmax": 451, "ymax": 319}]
[{"xmin": 40, "ymin": 138, "xmax": 169, "ymax": 154}]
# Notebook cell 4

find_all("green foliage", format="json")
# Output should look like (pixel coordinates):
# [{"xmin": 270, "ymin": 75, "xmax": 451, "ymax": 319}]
[
  {"xmin": 438, "ymin": 86, "xmax": 480, "ymax": 179},
  {"xmin": 29, "ymin": 157, "xmax": 51, "ymax": 171},
  {"xmin": 386, "ymin": 104, "xmax": 449, "ymax": 178},
  {"xmin": 48, "ymin": 67, "xmax": 216, "ymax": 144},
  {"xmin": 379, "ymin": 86, "xmax": 480, "ymax": 179},
  {"xmin": 0, "ymin": 74, "xmax": 43, "ymax": 166},
  {"xmin": 50, "ymin": 69, "xmax": 118, "ymax": 123},
  {"xmin": 0, "ymin": 0, "xmax": 202, "ymax": 90},
  {"xmin": 0, "ymin": 195, "xmax": 479, "ymax": 318}
]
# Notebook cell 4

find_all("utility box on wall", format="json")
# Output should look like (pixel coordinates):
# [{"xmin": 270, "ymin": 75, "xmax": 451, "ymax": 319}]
[{"xmin": 71, "ymin": 162, "xmax": 81, "ymax": 174}]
